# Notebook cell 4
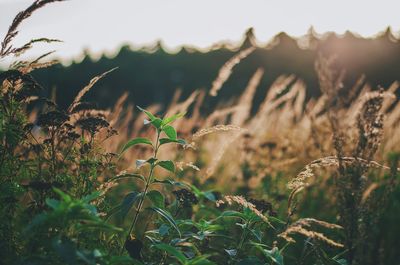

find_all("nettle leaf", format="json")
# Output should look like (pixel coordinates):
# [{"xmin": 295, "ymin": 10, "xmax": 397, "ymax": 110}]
[
  {"xmin": 157, "ymin": 160, "xmax": 175, "ymax": 173},
  {"xmin": 153, "ymin": 243, "xmax": 187, "ymax": 264},
  {"xmin": 121, "ymin": 191, "xmax": 142, "ymax": 220},
  {"xmin": 162, "ymin": 112, "xmax": 186, "ymax": 126},
  {"xmin": 147, "ymin": 190, "xmax": 165, "ymax": 209},
  {"xmin": 109, "ymin": 173, "xmax": 145, "ymax": 183},
  {"xmin": 162, "ymin": 125, "xmax": 177, "ymax": 140},
  {"xmin": 147, "ymin": 207, "xmax": 181, "ymax": 237},
  {"xmin": 152, "ymin": 179, "xmax": 190, "ymax": 188},
  {"xmin": 137, "ymin": 106, "xmax": 156, "ymax": 121},
  {"xmin": 151, "ymin": 118, "xmax": 163, "ymax": 129},
  {"xmin": 120, "ymin": 138, "xmax": 153, "ymax": 155},
  {"xmin": 159, "ymin": 138, "xmax": 186, "ymax": 146}
]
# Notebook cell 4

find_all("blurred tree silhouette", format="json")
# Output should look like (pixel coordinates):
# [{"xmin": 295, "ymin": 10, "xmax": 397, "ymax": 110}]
[{"xmin": 28, "ymin": 28, "xmax": 400, "ymax": 110}]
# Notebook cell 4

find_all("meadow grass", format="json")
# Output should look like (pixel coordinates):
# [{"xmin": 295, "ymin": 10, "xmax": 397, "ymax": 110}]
[{"xmin": 0, "ymin": 1, "xmax": 399, "ymax": 265}]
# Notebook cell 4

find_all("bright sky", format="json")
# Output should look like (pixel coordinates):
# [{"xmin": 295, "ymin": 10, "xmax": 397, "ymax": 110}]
[{"xmin": 0, "ymin": 0, "xmax": 400, "ymax": 64}]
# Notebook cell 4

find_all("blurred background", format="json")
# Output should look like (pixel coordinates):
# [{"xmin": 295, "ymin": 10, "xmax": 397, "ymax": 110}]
[{"xmin": 1, "ymin": 0, "xmax": 400, "ymax": 109}]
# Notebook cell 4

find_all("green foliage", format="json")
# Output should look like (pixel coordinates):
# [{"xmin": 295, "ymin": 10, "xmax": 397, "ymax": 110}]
[
  {"xmin": 1, "ymin": 2, "xmax": 399, "ymax": 265},
  {"xmin": 120, "ymin": 138, "xmax": 153, "ymax": 155}
]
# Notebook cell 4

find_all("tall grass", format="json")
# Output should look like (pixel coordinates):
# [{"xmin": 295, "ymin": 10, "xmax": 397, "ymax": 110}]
[{"xmin": 0, "ymin": 1, "xmax": 399, "ymax": 265}]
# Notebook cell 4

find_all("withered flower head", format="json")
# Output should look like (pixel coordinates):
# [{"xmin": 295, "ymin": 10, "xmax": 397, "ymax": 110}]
[
  {"xmin": 43, "ymin": 138, "xmax": 52, "ymax": 145},
  {"xmin": 67, "ymin": 131, "xmax": 80, "ymax": 140},
  {"xmin": 173, "ymin": 189, "xmax": 198, "ymax": 207},
  {"xmin": 106, "ymin": 127, "xmax": 118, "ymax": 138},
  {"xmin": 37, "ymin": 110, "xmax": 68, "ymax": 127},
  {"xmin": 63, "ymin": 123, "xmax": 75, "ymax": 130},
  {"xmin": 25, "ymin": 181, "xmax": 62, "ymax": 191},
  {"xmin": 248, "ymin": 198, "xmax": 273, "ymax": 214},
  {"xmin": 80, "ymin": 143, "xmax": 90, "ymax": 155},
  {"xmin": 70, "ymin": 102, "xmax": 98, "ymax": 113},
  {"xmin": 76, "ymin": 116, "xmax": 109, "ymax": 134},
  {"xmin": 124, "ymin": 237, "xmax": 143, "ymax": 260}
]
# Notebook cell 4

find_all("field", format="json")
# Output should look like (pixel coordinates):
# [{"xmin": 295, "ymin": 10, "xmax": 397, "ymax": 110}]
[{"xmin": 1, "ymin": 1, "xmax": 400, "ymax": 265}]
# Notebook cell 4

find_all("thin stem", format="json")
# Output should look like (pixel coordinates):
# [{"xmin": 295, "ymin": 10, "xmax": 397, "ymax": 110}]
[
  {"xmin": 237, "ymin": 220, "xmax": 250, "ymax": 256},
  {"xmin": 124, "ymin": 129, "xmax": 161, "ymax": 248}
]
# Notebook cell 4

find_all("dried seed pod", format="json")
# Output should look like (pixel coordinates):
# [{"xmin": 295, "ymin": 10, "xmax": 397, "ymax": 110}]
[
  {"xmin": 173, "ymin": 189, "xmax": 198, "ymax": 207},
  {"xmin": 124, "ymin": 237, "xmax": 143, "ymax": 260}
]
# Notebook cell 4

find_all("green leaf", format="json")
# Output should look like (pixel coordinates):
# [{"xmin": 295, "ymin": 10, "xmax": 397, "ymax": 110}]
[
  {"xmin": 220, "ymin": 210, "xmax": 246, "ymax": 220},
  {"xmin": 153, "ymin": 243, "xmax": 187, "ymax": 264},
  {"xmin": 151, "ymin": 118, "xmax": 163, "ymax": 129},
  {"xmin": 159, "ymin": 138, "xmax": 186, "ymax": 146},
  {"xmin": 334, "ymin": 259, "xmax": 348, "ymax": 265},
  {"xmin": 158, "ymin": 224, "xmax": 170, "ymax": 236},
  {"xmin": 162, "ymin": 125, "xmax": 177, "ymax": 140},
  {"xmin": 82, "ymin": 191, "xmax": 101, "ymax": 203},
  {"xmin": 250, "ymin": 228, "xmax": 263, "ymax": 242},
  {"xmin": 203, "ymin": 191, "xmax": 216, "ymax": 202},
  {"xmin": 267, "ymin": 215, "xmax": 286, "ymax": 225},
  {"xmin": 134, "ymin": 158, "xmax": 158, "ymax": 169},
  {"xmin": 152, "ymin": 179, "xmax": 190, "ymax": 188},
  {"xmin": 137, "ymin": 106, "xmax": 156, "ymax": 121},
  {"xmin": 147, "ymin": 157, "xmax": 158, "ymax": 165},
  {"xmin": 162, "ymin": 112, "xmax": 186, "ymax": 126},
  {"xmin": 147, "ymin": 207, "xmax": 181, "ymax": 237},
  {"xmin": 147, "ymin": 190, "xmax": 165, "ymax": 209},
  {"xmin": 105, "ymin": 204, "xmax": 123, "ymax": 221},
  {"xmin": 46, "ymin": 198, "xmax": 60, "ymax": 210},
  {"xmin": 109, "ymin": 173, "xmax": 145, "ymax": 183},
  {"xmin": 53, "ymin": 188, "xmax": 71, "ymax": 203},
  {"xmin": 121, "ymin": 192, "xmax": 142, "ymax": 220},
  {"xmin": 253, "ymin": 244, "xmax": 284, "ymax": 265},
  {"xmin": 120, "ymin": 138, "xmax": 153, "ymax": 155},
  {"xmin": 266, "ymin": 248, "xmax": 284, "ymax": 265},
  {"xmin": 157, "ymin": 160, "xmax": 175, "ymax": 173},
  {"xmin": 225, "ymin": 249, "xmax": 237, "ymax": 257}
]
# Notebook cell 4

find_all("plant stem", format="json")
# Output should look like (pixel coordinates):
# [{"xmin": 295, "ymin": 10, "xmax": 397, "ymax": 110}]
[
  {"xmin": 237, "ymin": 220, "xmax": 250, "ymax": 256},
  {"xmin": 124, "ymin": 129, "xmax": 161, "ymax": 247}
]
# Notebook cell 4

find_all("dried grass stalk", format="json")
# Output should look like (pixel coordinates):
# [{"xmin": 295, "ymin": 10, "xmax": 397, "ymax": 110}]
[
  {"xmin": 216, "ymin": 195, "xmax": 272, "ymax": 226},
  {"xmin": 1, "ymin": 0, "xmax": 65, "ymax": 57},
  {"xmin": 231, "ymin": 68, "xmax": 264, "ymax": 125},
  {"xmin": 209, "ymin": 46, "xmax": 255, "ymax": 97},
  {"xmin": 68, "ymin": 67, "xmax": 118, "ymax": 113},
  {"xmin": 192, "ymin": 124, "xmax": 244, "ymax": 140},
  {"xmin": 288, "ymin": 155, "xmax": 395, "ymax": 192},
  {"xmin": 278, "ymin": 218, "xmax": 344, "ymax": 248}
]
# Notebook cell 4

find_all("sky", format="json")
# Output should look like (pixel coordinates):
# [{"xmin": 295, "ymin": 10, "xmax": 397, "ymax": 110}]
[{"xmin": 0, "ymin": 0, "xmax": 400, "ymax": 64}]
